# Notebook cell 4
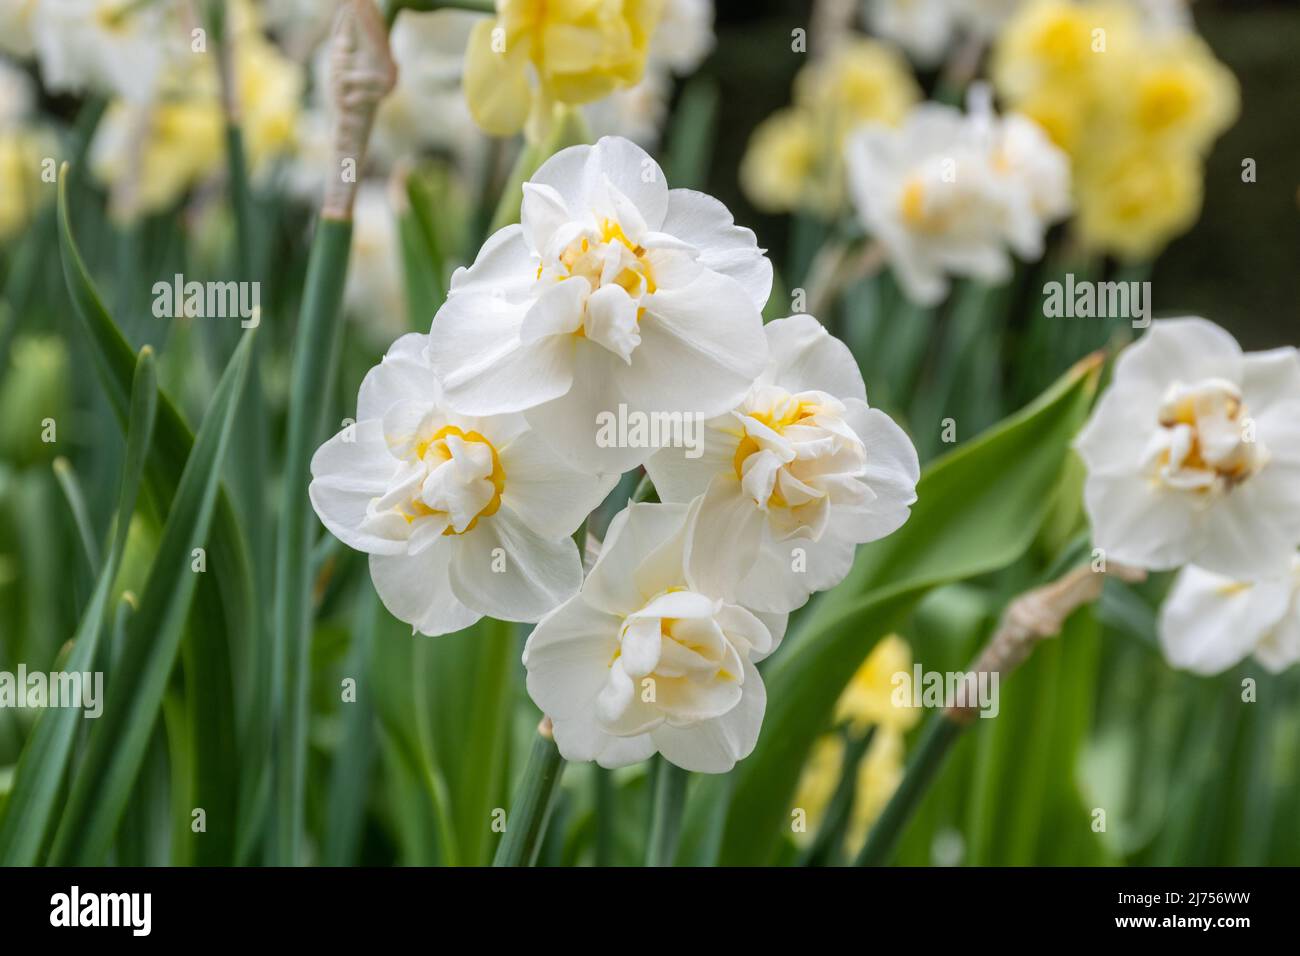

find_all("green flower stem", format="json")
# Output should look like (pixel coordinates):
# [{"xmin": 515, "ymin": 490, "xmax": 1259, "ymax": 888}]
[
  {"xmin": 854, "ymin": 714, "xmax": 964, "ymax": 867},
  {"xmin": 487, "ymin": 107, "xmax": 590, "ymax": 236},
  {"xmin": 645, "ymin": 757, "xmax": 688, "ymax": 867},
  {"xmin": 270, "ymin": 218, "xmax": 353, "ymax": 865},
  {"xmin": 493, "ymin": 726, "xmax": 566, "ymax": 867},
  {"xmin": 594, "ymin": 768, "xmax": 615, "ymax": 866},
  {"xmin": 799, "ymin": 725, "xmax": 875, "ymax": 867}
]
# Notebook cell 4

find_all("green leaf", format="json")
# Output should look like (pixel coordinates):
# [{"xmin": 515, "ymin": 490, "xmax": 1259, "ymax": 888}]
[
  {"xmin": 271, "ymin": 216, "xmax": 353, "ymax": 865},
  {"xmin": 47, "ymin": 330, "xmax": 254, "ymax": 865},
  {"xmin": 52, "ymin": 164, "xmax": 255, "ymax": 866},
  {"xmin": 0, "ymin": 347, "xmax": 157, "ymax": 866},
  {"xmin": 716, "ymin": 353, "xmax": 1103, "ymax": 865}
]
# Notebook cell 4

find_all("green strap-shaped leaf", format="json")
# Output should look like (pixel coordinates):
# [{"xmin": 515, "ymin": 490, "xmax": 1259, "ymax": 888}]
[
  {"xmin": 716, "ymin": 354, "xmax": 1103, "ymax": 865},
  {"xmin": 47, "ymin": 329, "xmax": 254, "ymax": 865},
  {"xmin": 52, "ymin": 164, "xmax": 252, "ymax": 865},
  {"xmin": 0, "ymin": 347, "xmax": 158, "ymax": 866}
]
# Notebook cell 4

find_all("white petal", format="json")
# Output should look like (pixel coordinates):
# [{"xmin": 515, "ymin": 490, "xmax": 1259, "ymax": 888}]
[
  {"xmin": 1114, "ymin": 317, "xmax": 1243, "ymax": 394},
  {"xmin": 1240, "ymin": 347, "xmax": 1300, "ymax": 411},
  {"xmin": 449, "ymin": 509, "xmax": 583, "ymax": 622},
  {"xmin": 660, "ymin": 188, "xmax": 772, "ymax": 310},
  {"xmin": 369, "ymin": 545, "xmax": 480, "ymax": 636},
  {"xmin": 520, "ymin": 182, "xmax": 572, "ymax": 257},
  {"xmin": 523, "ymin": 595, "xmax": 621, "ymax": 720},
  {"xmin": 683, "ymin": 476, "xmax": 765, "ymax": 602},
  {"xmin": 309, "ymin": 420, "xmax": 404, "ymax": 554},
  {"xmin": 357, "ymin": 333, "xmax": 440, "ymax": 422},
  {"xmin": 523, "ymin": 340, "xmax": 642, "ymax": 473},
  {"xmin": 585, "ymin": 501, "xmax": 691, "ymax": 616},
  {"xmin": 651, "ymin": 657, "xmax": 766, "ymax": 773},
  {"xmin": 644, "ymin": 415, "xmax": 737, "ymax": 504},
  {"xmin": 627, "ymin": 270, "xmax": 767, "ymax": 416},
  {"xmin": 737, "ymin": 528, "xmax": 857, "ymax": 614},
  {"xmin": 498, "ymin": 429, "xmax": 619, "ymax": 539},
  {"xmin": 1084, "ymin": 474, "xmax": 1203, "ymax": 571},
  {"xmin": 446, "ymin": 223, "xmax": 537, "ymax": 303},
  {"xmin": 430, "ymin": 292, "xmax": 575, "ymax": 415},
  {"xmin": 1158, "ymin": 565, "xmax": 1291, "ymax": 675},
  {"xmin": 762, "ymin": 315, "xmax": 867, "ymax": 404}
]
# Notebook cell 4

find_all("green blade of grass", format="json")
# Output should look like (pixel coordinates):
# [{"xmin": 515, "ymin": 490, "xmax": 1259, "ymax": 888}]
[
  {"xmin": 271, "ymin": 216, "xmax": 353, "ymax": 865},
  {"xmin": 47, "ymin": 330, "xmax": 254, "ymax": 865},
  {"xmin": 0, "ymin": 347, "xmax": 157, "ymax": 866}
]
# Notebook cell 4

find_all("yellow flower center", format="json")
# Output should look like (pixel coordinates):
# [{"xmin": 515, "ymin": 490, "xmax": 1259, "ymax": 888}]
[
  {"xmin": 732, "ymin": 398, "xmax": 820, "ymax": 508},
  {"xmin": 1150, "ymin": 380, "xmax": 1267, "ymax": 495},
  {"xmin": 405, "ymin": 425, "xmax": 506, "ymax": 535}
]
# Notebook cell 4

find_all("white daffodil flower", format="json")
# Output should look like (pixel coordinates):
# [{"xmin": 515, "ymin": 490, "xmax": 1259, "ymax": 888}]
[
  {"xmin": 1075, "ymin": 318, "xmax": 1300, "ymax": 579},
  {"xmin": 31, "ymin": 0, "xmax": 181, "ymax": 104},
  {"xmin": 428, "ymin": 135, "xmax": 771, "ymax": 474},
  {"xmin": 845, "ymin": 87, "xmax": 1070, "ymax": 306},
  {"xmin": 309, "ymin": 333, "xmax": 617, "ymax": 636},
  {"xmin": 646, "ymin": 315, "xmax": 920, "ymax": 613},
  {"xmin": 1158, "ymin": 556, "xmax": 1300, "ymax": 675},
  {"xmin": 523, "ymin": 501, "xmax": 787, "ymax": 772}
]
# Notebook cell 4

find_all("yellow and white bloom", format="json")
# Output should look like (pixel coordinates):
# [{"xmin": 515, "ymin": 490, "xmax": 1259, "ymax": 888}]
[
  {"xmin": 741, "ymin": 37, "xmax": 919, "ymax": 217},
  {"xmin": 646, "ymin": 315, "xmax": 919, "ymax": 613},
  {"xmin": 463, "ymin": 0, "xmax": 664, "ymax": 138},
  {"xmin": 31, "ymin": 0, "xmax": 183, "ymax": 103},
  {"xmin": 583, "ymin": 0, "xmax": 715, "ymax": 148},
  {"xmin": 1075, "ymin": 318, "xmax": 1300, "ymax": 579},
  {"xmin": 1158, "ymin": 557, "xmax": 1300, "ymax": 675},
  {"xmin": 0, "ymin": 0, "xmax": 38, "ymax": 58},
  {"xmin": 310, "ymin": 333, "xmax": 617, "ymax": 636},
  {"xmin": 845, "ymin": 88, "xmax": 1071, "ymax": 305},
  {"xmin": 523, "ymin": 501, "xmax": 786, "ymax": 772},
  {"xmin": 429, "ymin": 136, "xmax": 770, "ymax": 473}
]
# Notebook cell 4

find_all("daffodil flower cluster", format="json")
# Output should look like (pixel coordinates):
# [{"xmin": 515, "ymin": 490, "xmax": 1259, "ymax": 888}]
[
  {"xmin": 846, "ymin": 85, "xmax": 1072, "ymax": 305},
  {"xmin": 5, "ymin": 0, "xmax": 305, "ymax": 222},
  {"xmin": 740, "ymin": 37, "xmax": 920, "ymax": 217},
  {"xmin": 992, "ymin": 0, "xmax": 1238, "ymax": 260},
  {"xmin": 311, "ymin": 136, "xmax": 921, "ymax": 772},
  {"xmin": 1075, "ymin": 318, "xmax": 1300, "ymax": 675}
]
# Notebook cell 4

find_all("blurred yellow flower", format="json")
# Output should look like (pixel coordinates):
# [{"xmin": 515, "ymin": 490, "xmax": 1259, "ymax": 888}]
[
  {"xmin": 237, "ymin": 33, "xmax": 305, "ymax": 169},
  {"xmin": 836, "ymin": 634, "xmax": 921, "ymax": 734},
  {"xmin": 993, "ymin": 0, "xmax": 1238, "ymax": 261},
  {"xmin": 464, "ymin": 0, "xmax": 664, "ymax": 137},
  {"xmin": 1113, "ymin": 34, "xmax": 1238, "ymax": 155},
  {"xmin": 791, "ymin": 726, "xmax": 908, "ymax": 852},
  {"xmin": 1074, "ymin": 144, "xmax": 1202, "ymax": 261},
  {"xmin": 0, "ymin": 128, "xmax": 54, "ymax": 239},
  {"xmin": 740, "ymin": 108, "xmax": 818, "ymax": 214},
  {"xmin": 741, "ymin": 38, "xmax": 919, "ymax": 217}
]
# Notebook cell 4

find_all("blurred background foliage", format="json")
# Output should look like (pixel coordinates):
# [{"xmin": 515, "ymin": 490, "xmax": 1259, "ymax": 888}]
[{"xmin": 0, "ymin": 0, "xmax": 1297, "ymax": 867}]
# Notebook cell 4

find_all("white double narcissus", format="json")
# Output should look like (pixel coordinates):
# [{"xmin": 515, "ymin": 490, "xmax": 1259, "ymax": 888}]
[
  {"xmin": 523, "ymin": 502, "xmax": 785, "ymax": 772},
  {"xmin": 1158, "ymin": 556, "xmax": 1300, "ymax": 675},
  {"xmin": 309, "ymin": 333, "xmax": 616, "ymax": 636},
  {"xmin": 845, "ymin": 86, "xmax": 1070, "ymax": 306},
  {"xmin": 428, "ymin": 135, "xmax": 771, "ymax": 473},
  {"xmin": 646, "ymin": 315, "xmax": 920, "ymax": 613},
  {"xmin": 1075, "ymin": 317, "xmax": 1300, "ymax": 579}
]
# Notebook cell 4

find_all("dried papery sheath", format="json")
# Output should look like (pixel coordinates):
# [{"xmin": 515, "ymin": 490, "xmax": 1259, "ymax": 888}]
[{"xmin": 324, "ymin": 0, "xmax": 397, "ymax": 220}]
